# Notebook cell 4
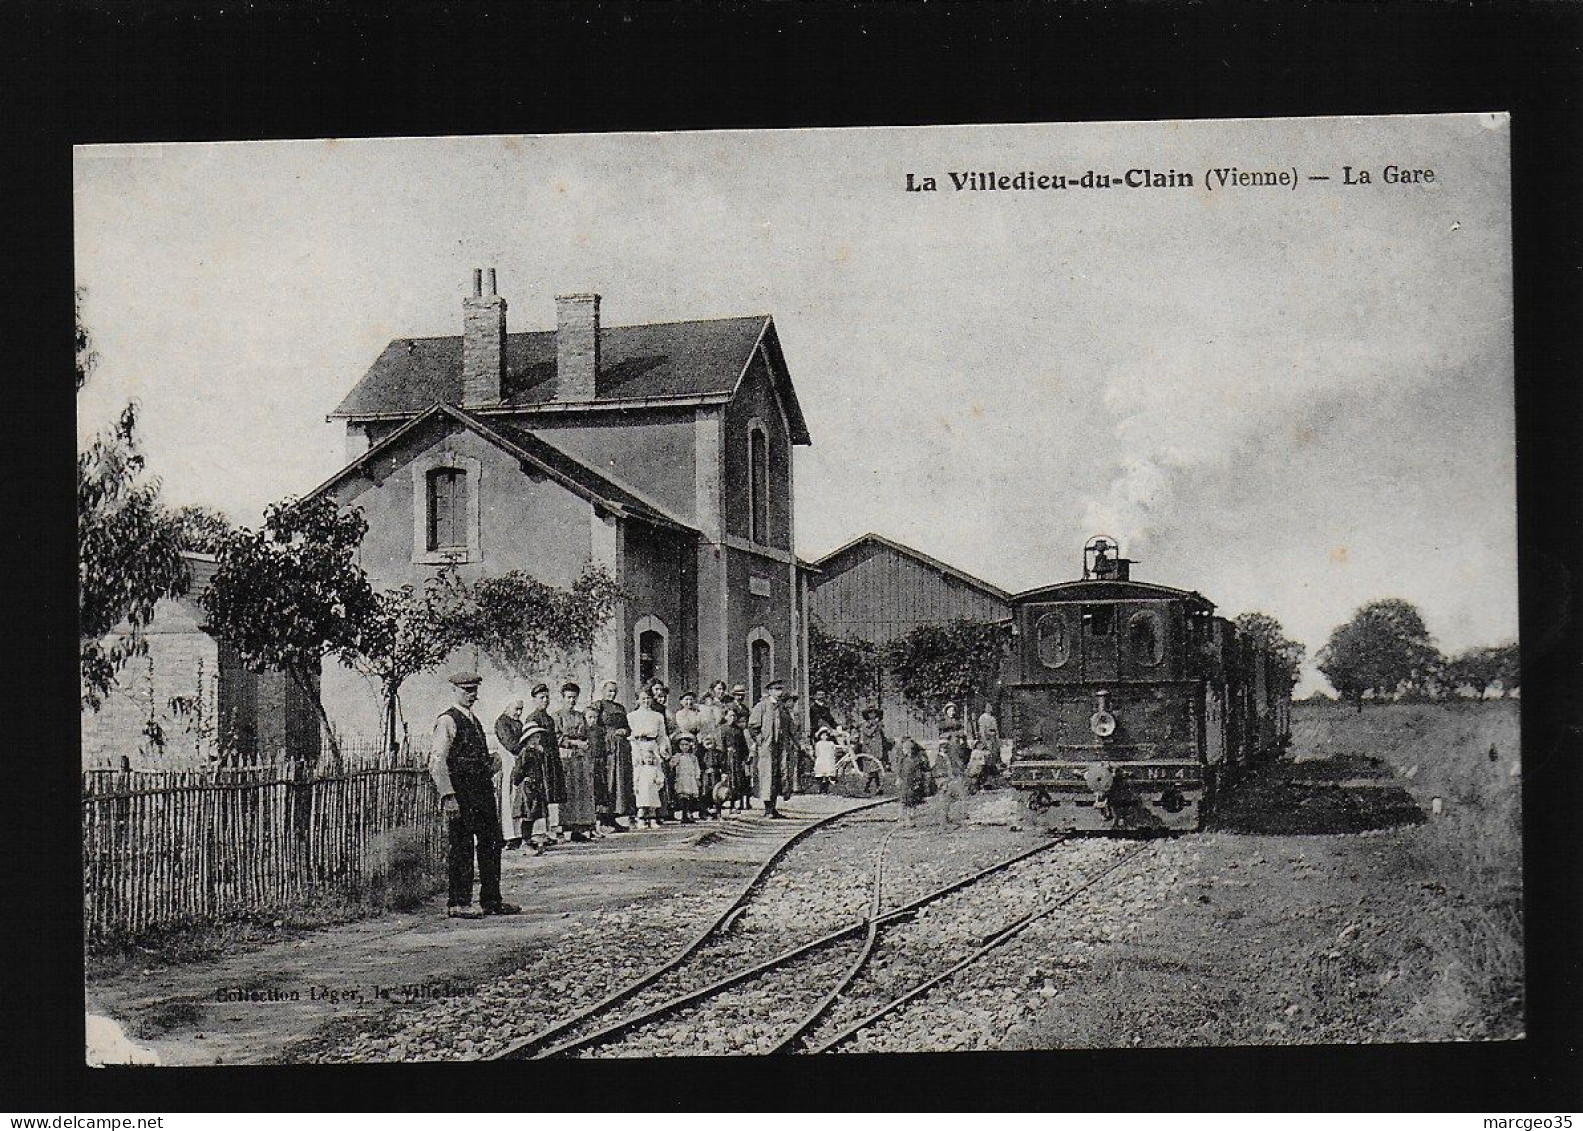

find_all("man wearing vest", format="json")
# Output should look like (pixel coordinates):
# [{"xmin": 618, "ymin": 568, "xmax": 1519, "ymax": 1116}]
[{"xmin": 432, "ymin": 672, "xmax": 521, "ymax": 920}]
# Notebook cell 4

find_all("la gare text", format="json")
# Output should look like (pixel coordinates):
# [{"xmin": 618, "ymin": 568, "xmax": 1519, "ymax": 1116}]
[{"xmin": 904, "ymin": 166, "xmax": 1436, "ymax": 193}]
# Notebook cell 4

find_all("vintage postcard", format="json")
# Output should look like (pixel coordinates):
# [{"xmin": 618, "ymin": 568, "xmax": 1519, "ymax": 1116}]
[{"xmin": 76, "ymin": 115, "xmax": 1518, "ymax": 1065}]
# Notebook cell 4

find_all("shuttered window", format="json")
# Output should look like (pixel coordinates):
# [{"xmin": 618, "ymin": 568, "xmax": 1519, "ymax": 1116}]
[
  {"xmin": 426, "ymin": 467, "xmax": 466, "ymax": 551},
  {"xmin": 749, "ymin": 426, "xmax": 769, "ymax": 544}
]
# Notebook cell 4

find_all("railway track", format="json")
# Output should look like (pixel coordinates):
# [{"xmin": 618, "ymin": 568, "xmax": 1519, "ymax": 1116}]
[
  {"xmin": 495, "ymin": 819, "xmax": 1130, "ymax": 1058},
  {"xmin": 489, "ymin": 796, "xmax": 895, "ymax": 1060},
  {"xmin": 797, "ymin": 839, "xmax": 1155, "ymax": 1054}
]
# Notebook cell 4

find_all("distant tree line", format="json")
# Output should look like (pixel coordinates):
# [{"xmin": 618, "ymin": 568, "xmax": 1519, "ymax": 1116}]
[{"xmin": 1317, "ymin": 598, "xmax": 1517, "ymax": 711}]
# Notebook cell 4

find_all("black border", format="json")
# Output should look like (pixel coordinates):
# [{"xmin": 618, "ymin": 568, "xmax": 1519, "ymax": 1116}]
[{"xmin": 10, "ymin": 0, "xmax": 1580, "ymax": 1113}]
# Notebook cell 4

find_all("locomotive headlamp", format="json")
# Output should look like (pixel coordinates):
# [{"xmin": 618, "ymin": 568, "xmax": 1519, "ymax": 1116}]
[{"xmin": 1090, "ymin": 689, "xmax": 1116, "ymax": 737}]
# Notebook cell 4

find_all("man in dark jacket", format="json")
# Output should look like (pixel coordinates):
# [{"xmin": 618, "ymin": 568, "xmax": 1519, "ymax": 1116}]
[
  {"xmin": 809, "ymin": 691, "xmax": 838, "ymax": 738},
  {"xmin": 431, "ymin": 673, "xmax": 520, "ymax": 919}
]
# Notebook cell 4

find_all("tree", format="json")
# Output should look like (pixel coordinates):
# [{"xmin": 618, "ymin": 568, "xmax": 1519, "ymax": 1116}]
[
  {"xmin": 436, "ymin": 564, "xmax": 624, "ymax": 681},
  {"xmin": 883, "ymin": 620, "xmax": 1007, "ymax": 720},
  {"xmin": 75, "ymin": 288, "xmax": 99, "ymax": 392},
  {"xmin": 170, "ymin": 504, "xmax": 236, "ymax": 554},
  {"xmin": 808, "ymin": 623, "xmax": 881, "ymax": 720},
  {"xmin": 1489, "ymin": 641, "xmax": 1520, "ymax": 696},
  {"xmin": 1444, "ymin": 646, "xmax": 1504, "ymax": 699},
  {"xmin": 78, "ymin": 308, "xmax": 190, "ymax": 708},
  {"xmin": 1316, "ymin": 599, "xmax": 1441, "ymax": 711},
  {"xmin": 202, "ymin": 495, "xmax": 378, "ymax": 769},
  {"xmin": 338, "ymin": 573, "xmax": 467, "ymax": 756},
  {"xmin": 1232, "ymin": 611, "xmax": 1307, "ymax": 685}
]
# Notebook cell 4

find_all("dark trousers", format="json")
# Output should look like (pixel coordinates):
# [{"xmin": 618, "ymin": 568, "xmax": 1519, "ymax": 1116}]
[{"xmin": 448, "ymin": 799, "xmax": 503, "ymax": 908}]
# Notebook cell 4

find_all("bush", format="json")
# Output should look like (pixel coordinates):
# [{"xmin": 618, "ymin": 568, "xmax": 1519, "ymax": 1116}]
[{"xmin": 365, "ymin": 824, "xmax": 442, "ymax": 911}]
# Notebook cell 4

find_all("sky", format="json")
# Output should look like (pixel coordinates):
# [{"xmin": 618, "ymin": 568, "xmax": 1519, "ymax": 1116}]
[{"xmin": 74, "ymin": 115, "xmax": 1516, "ymax": 695}]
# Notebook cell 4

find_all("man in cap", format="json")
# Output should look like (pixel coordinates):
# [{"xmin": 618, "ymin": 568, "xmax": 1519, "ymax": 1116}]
[
  {"xmin": 747, "ymin": 678, "xmax": 791, "ymax": 817},
  {"xmin": 432, "ymin": 673, "xmax": 519, "ymax": 919},
  {"xmin": 809, "ymin": 690, "xmax": 838, "ymax": 740}
]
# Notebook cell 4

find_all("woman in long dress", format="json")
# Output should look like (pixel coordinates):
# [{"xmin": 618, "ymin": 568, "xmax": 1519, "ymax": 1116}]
[
  {"xmin": 493, "ymin": 700, "xmax": 525, "ymax": 846},
  {"xmin": 554, "ymin": 682, "xmax": 598, "ymax": 841},
  {"xmin": 592, "ymin": 680, "xmax": 635, "ymax": 828},
  {"xmin": 627, "ymin": 685, "xmax": 670, "ymax": 827},
  {"xmin": 697, "ymin": 680, "xmax": 728, "ymax": 816}
]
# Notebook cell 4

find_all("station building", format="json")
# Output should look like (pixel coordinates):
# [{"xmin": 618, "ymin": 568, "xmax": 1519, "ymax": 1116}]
[{"xmin": 311, "ymin": 270, "xmax": 814, "ymax": 744}]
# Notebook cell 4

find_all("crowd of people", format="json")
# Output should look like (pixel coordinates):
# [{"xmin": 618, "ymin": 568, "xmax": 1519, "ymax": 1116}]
[{"xmin": 429, "ymin": 669, "xmax": 1005, "ymax": 919}]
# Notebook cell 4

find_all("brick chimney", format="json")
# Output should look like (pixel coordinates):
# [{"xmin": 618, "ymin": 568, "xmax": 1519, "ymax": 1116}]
[
  {"xmin": 462, "ymin": 267, "xmax": 506, "ymax": 406},
  {"xmin": 555, "ymin": 293, "xmax": 601, "ymax": 400}
]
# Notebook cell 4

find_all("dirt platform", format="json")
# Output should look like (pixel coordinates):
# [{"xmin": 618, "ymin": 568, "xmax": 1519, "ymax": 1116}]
[{"xmin": 85, "ymin": 795, "xmax": 874, "ymax": 1066}]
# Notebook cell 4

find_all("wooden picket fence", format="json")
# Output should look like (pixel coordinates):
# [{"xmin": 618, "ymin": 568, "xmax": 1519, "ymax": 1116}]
[{"xmin": 82, "ymin": 766, "xmax": 447, "ymax": 943}]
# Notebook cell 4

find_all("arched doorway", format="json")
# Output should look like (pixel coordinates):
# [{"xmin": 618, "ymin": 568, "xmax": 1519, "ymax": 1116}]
[
  {"xmin": 633, "ymin": 615, "xmax": 669, "ymax": 691},
  {"xmin": 748, "ymin": 628, "xmax": 774, "ymax": 703}
]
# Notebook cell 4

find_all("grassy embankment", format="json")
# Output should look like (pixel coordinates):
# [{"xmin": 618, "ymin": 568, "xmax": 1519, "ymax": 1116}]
[{"xmin": 1293, "ymin": 699, "xmax": 1523, "ymax": 1039}]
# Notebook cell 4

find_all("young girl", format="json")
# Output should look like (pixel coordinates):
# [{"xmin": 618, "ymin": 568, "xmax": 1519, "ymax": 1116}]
[
  {"xmin": 671, "ymin": 732, "xmax": 703, "ymax": 822},
  {"xmin": 813, "ymin": 726, "xmax": 840, "ymax": 794}
]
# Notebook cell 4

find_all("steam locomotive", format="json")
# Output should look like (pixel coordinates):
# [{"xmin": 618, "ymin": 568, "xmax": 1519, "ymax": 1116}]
[{"xmin": 1002, "ymin": 537, "xmax": 1292, "ymax": 832}]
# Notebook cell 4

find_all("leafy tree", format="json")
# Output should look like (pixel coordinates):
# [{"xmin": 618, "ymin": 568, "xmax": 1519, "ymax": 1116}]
[
  {"xmin": 436, "ymin": 564, "xmax": 624, "ymax": 681},
  {"xmin": 1232, "ymin": 611, "xmax": 1307, "ymax": 685},
  {"xmin": 1444, "ymin": 646, "xmax": 1504, "ymax": 699},
  {"xmin": 78, "ymin": 302, "xmax": 190, "ymax": 709},
  {"xmin": 75, "ymin": 288, "xmax": 99, "ymax": 392},
  {"xmin": 808, "ymin": 623, "xmax": 881, "ymax": 720},
  {"xmin": 1489, "ymin": 641, "xmax": 1520, "ymax": 696},
  {"xmin": 338, "ymin": 567, "xmax": 500, "ymax": 756},
  {"xmin": 883, "ymin": 619, "xmax": 1007, "ymax": 720},
  {"xmin": 1316, "ymin": 599, "xmax": 1441, "ymax": 711},
  {"xmin": 202, "ymin": 495, "xmax": 378, "ymax": 769},
  {"xmin": 339, "ymin": 575, "xmax": 464, "ymax": 755},
  {"xmin": 171, "ymin": 504, "xmax": 236, "ymax": 554}
]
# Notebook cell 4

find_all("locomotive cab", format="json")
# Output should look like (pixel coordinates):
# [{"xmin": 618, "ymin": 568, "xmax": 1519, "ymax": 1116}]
[{"xmin": 1004, "ymin": 538, "xmax": 1261, "ymax": 833}]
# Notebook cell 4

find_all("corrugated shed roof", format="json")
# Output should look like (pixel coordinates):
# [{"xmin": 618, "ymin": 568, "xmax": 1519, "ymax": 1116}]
[
  {"xmin": 332, "ymin": 315, "xmax": 770, "ymax": 416},
  {"xmin": 808, "ymin": 532, "xmax": 1012, "ymax": 602}
]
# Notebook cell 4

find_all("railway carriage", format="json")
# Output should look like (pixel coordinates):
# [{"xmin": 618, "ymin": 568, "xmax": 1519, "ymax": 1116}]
[{"xmin": 1003, "ymin": 537, "xmax": 1292, "ymax": 832}]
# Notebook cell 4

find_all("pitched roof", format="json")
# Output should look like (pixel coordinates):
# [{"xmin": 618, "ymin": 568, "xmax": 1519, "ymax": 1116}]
[
  {"xmin": 807, "ymin": 532, "xmax": 1012, "ymax": 602},
  {"xmin": 329, "ymin": 314, "xmax": 811, "ymax": 443},
  {"xmin": 304, "ymin": 402, "xmax": 697, "ymax": 534}
]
